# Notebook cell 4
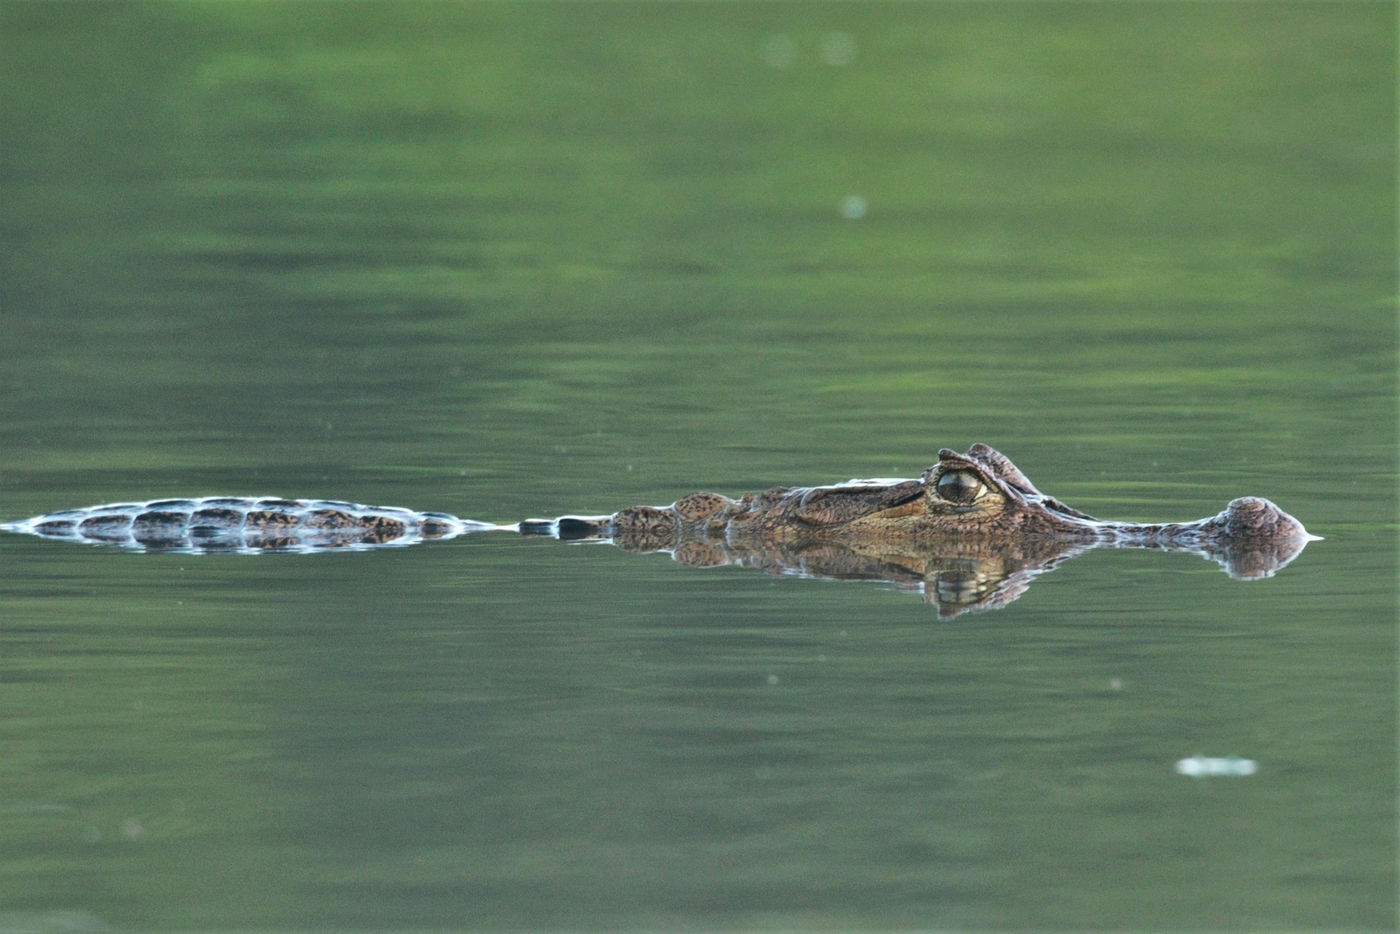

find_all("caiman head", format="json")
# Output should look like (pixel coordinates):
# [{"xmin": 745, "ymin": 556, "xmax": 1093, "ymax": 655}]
[
  {"xmin": 915, "ymin": 444, "xmax": 1313, "ymax": 544},
  {"xmin": 795, "ymin": 443, "xmax": 1309, "ymax": 554},
  {"xmin": 908, "ymin": 444, "xmax": 1315, "ymax": 580}
]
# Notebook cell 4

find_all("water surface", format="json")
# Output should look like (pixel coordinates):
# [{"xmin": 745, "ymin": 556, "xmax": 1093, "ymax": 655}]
[{"xmin": 0, "ymin": 3, "xmax": 1394, "ymax": 930}]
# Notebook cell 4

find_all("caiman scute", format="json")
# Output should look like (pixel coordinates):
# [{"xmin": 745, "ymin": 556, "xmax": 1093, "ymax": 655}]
[{"xmin": 1, "ymin": 444, "xmax": 1317, "ymax": 617}]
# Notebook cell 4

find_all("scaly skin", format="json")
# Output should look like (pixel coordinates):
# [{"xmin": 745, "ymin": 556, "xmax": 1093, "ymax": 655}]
[
  {"xmin": 2, "ymin": 445, "xmax": 1315, "ymax": 614},
  {"xmin": 0, "ymin": 496, "xmax": 486, "ymax": 553},
  {"xmin": 585, "ymin": 443, "xmax": 1312, "ymax": 551}
]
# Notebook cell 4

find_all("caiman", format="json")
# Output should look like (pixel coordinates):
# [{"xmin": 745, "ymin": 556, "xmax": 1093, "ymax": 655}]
[{"xmin": 0, "ymin": 444, "xmax": 1317, "ymax": 617}]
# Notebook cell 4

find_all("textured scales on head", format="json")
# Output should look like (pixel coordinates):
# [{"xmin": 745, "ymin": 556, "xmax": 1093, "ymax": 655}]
[
  {"xmin": 963, "ymin": 443, "xmax": 1046, "ymax": 497},
  {"xmin": 924, "ymin": 444, "xmax": 1046, "ymax": 500},
  {"xmin": 918, "ymin": 445, "xmax": 1105, "ymax": 530},
  {"xmin": 794, "ymin": 480, "xmax": 924, "ymax": 525},
  {"xmin": 1218, "ymin": 496, "xmax": 1318, "ymax": 542}
]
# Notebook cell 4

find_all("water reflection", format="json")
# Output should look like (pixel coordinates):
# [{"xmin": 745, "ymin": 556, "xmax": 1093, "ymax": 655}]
[
  {"xmin": 1176, "ymin": 756, "xmax": 1259, "ymax": 778},
  {"xmin": 570, "ymin": 526, "xmax": 1313, "ymax": 619}
]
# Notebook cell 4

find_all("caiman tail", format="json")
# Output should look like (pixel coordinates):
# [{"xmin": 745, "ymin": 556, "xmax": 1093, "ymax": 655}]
[{"xmin": 0, "ymin": 496, "xmax": 513, "ymax": 553}]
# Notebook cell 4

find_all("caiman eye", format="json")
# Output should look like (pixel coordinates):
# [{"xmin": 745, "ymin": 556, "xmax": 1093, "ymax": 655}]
[{"xmin": 937, "ymin": 469, "xmax": 984, "ymax": 505}]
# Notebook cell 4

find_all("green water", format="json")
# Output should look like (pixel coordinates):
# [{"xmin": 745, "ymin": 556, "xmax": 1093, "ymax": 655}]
[{"xmin": 0, "ymin": 3, "xmax": 1394, "ymax": 930}]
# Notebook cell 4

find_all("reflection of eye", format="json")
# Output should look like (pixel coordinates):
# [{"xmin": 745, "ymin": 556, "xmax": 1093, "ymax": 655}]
[{"xmin": 937, "ymin": 470, "xmax": 984, "ymax": 504}]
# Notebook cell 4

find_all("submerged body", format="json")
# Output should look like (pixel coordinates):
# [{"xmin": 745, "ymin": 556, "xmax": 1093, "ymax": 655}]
[{"xmin": 1, "ymin": 445, "xmax": 1315, "ymax": 610}]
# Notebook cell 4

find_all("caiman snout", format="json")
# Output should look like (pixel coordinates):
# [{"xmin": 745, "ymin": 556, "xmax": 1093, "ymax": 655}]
[
  {"xmin": 1217, "ymin": 497, "xmax": 1316, "ymax": 542},
  {"xmin": 1193, "ymin": 496, "xmax": 1317, "ymax": 581}
]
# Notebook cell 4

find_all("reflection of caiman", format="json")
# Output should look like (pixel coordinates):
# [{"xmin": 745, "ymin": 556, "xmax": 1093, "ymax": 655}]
[{"xmin": 2, "ymin": 444, "xmax": 1317, "ymax": 617}]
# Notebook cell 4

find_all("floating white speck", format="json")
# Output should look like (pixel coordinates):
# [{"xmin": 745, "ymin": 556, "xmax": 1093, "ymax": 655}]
[
  {"xmin": 1175, "ymin": 756, "xmax": 1258, "ymax": 777},
  {"xmin": 840, "ymin": 195, "xmax": 868, "ymax": 220}
]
